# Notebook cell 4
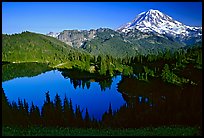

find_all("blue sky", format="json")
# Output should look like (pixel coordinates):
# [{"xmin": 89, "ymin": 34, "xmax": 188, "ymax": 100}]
[{"xmin": 2, "ymin": 2, "xmax": 202, "ymax": 34}]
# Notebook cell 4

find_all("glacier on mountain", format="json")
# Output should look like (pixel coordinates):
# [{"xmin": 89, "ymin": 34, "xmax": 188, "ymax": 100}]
[{"xmin": 117, "ymin": 9, "xmax": 202, "ymax": 39}]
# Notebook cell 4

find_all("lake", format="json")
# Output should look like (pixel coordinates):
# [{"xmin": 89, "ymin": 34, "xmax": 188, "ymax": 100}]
[
  {"xmin": 2, "ymin": 62, "xmax": 202, "ymax": 127},
  {"xmin": 2, "ymin": 63, "xmax": 126, "ymax": 120}
]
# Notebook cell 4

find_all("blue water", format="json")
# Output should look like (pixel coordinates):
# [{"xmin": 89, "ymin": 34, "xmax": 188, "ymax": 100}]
[{"xmin": 2, "ymin": 70, "xmax": 126, "ymax": 120}]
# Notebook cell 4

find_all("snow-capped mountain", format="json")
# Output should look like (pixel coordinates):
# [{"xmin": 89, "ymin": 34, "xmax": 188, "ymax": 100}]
[
  {"xmin": 117, "ymin": 9, "xmax": 202, "ymax": 40},
  {"xmin": 46, "ymin": 32, "xmax": 60, "ymax": 38},
  {"xmin": 46, "ymin": 9, "xmax": 201, "ymax": 54}
]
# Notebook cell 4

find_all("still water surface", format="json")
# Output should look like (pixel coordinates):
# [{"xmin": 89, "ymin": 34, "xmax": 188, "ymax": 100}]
[
  {"xmin": 2, "ymin": 63, "xmax": 202, "ymax": 126},
  {"xmin": 2, "ymin": 69, "xmax": 126, "ymax": 120}
]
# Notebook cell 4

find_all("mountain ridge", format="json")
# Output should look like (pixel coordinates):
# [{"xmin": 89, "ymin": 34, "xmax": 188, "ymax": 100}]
[{"xmin": 45, "ymin": 9, "xmax": 202, "ymax": 56}]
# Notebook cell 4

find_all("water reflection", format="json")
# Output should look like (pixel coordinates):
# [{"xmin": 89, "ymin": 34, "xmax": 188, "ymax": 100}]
[
  {"xmin": 2, "ymin": 62, "xmax": 52, "ymax": 82},
  {"xmin": 2, "ymin": 63, "xmax": 202, "ymax": 127},
  {"xmin": 59, "ymin": 68, "xmax": 113, "ymax": 91},
  {"xmin": 2, "ymin": 64, "xmax": 126, "ymax": 120},
  {"xmin": 116, "ymin": 76, "xmax": 202, "ymax": 127}
]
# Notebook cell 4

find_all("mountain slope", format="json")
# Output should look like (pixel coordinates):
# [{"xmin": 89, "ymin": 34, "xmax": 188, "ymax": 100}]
[
  {"xmin": 120, "ymin": 29, "xmax": 185, "ymax": 54},
  {"xmin": 50, "ymin": 28, "xmax": 184, "ymax": 57},
  {"xmin": 81, "ymin": 28, "xmax": 140, "ymax": 57},
  {"xmin": 81, "ymin": 28, "xmax": 185, "ymax": 57},
  {"xmin": 117, "ymin": 9, "xmax": 202, "ymax": 45},
  {"xmin": 57, "ymin": 29, "xmax": 97, "ymax": 48},
  {"xmin": 2, "ymin": 31, "xmax": 90, "ymax": 65}
]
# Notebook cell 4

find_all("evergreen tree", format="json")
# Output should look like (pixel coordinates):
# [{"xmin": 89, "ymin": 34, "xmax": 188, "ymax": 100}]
[
  {"xmin": 29, "ymin": 102, "xmax": 41, "ymax": 126},
  {"xmin": 54, "ymin": 93, "xmax": 63, "ymax": 126},
  {"xmin": 41, "ymin": 91, "xmax": 55, "ymax": 126},
  {"xmin": 75, "ymin": 105, "xmax": 83, "ymax": 127},
  {"xmin": 2, "ymin": 88, "xmax": 12, "ymax": 126},
  {"xmin": 84, "ymin": 108, "xmax": 90, "ymax": 124},
  {"xmin": 108, "ymin": 103, "xmax": 113, "ymax": 115},
  {"xmin": 63, "ymin": 95, "xmax": 70, "ymax": 127}
]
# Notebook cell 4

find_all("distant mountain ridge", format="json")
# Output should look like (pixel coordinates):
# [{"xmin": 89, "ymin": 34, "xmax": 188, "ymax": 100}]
[
  {"xmin": 46, "ymin": 9, "xmax": 202, "ymax": 57},
  {"xmin": 46, "ymin": 32, "xmax": 60, "ymax": 38}
]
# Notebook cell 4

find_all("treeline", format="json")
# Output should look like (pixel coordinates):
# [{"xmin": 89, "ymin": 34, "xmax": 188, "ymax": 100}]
[
  {"xmin": 69, "ymin": 77, "xmax": 113, "ymax": 91},
  {"xmin": 2, "ymin": 89, "xmax": 100, "ymax": 128},
  {"xmin": 118, "ymin": 43, "xmax": 202, "ymax": 85},
  {"xmin": 95, "ymin": 43, "xmax": 202, "ymax": 86},
  {"xmin": 2, "ymin": 84, "xmax": 201, "ymax": 129},
  {"xmin": 2, "ymin": 62, "xmax": 52, "ymax": 82},
  {"xmin": 60, "ymin": 68, "xmax": 114, "ymax": 91}
]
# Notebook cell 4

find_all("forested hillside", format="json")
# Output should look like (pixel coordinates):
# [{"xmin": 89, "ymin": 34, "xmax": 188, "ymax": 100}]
[
  {"xmin": 2, "ymin": 31, "xmax": 91, "ymax": 68},
  {"xmin": 2, "ymin": 31, "xmax": 134, "ymax": 76}
]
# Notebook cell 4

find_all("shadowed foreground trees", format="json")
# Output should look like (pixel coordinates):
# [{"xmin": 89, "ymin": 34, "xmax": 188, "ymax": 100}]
[
  {"xmin": 2, "ymin": 84, "xmax": 201, "ymax": 129},
  {"xmin": 2, "ymin": 89, "xmax": 101, "ymax": 128}
]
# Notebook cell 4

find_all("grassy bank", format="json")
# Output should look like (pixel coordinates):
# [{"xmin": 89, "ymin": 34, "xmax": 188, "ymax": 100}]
[{"xmin": 2, "ymin": 126, "xmax": 201, "ymax": 136}]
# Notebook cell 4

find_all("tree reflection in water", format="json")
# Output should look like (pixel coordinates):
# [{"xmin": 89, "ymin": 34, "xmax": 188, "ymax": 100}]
[
  {"xmin": 115, "ymin": 76, "xmax": 202, "ymax": 128},
  {"xmin": 2, "ymin": 64, "xmax": 202, "ymax": 129}
]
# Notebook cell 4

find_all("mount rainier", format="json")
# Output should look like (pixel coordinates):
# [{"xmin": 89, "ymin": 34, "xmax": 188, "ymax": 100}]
[
  {"xmin": 46, "ymin": 9, "xmax": 202, "ymax": 56},
  {"xmin": 117, "ymin": 9, "xmax": 202, "ymax": 44}
]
